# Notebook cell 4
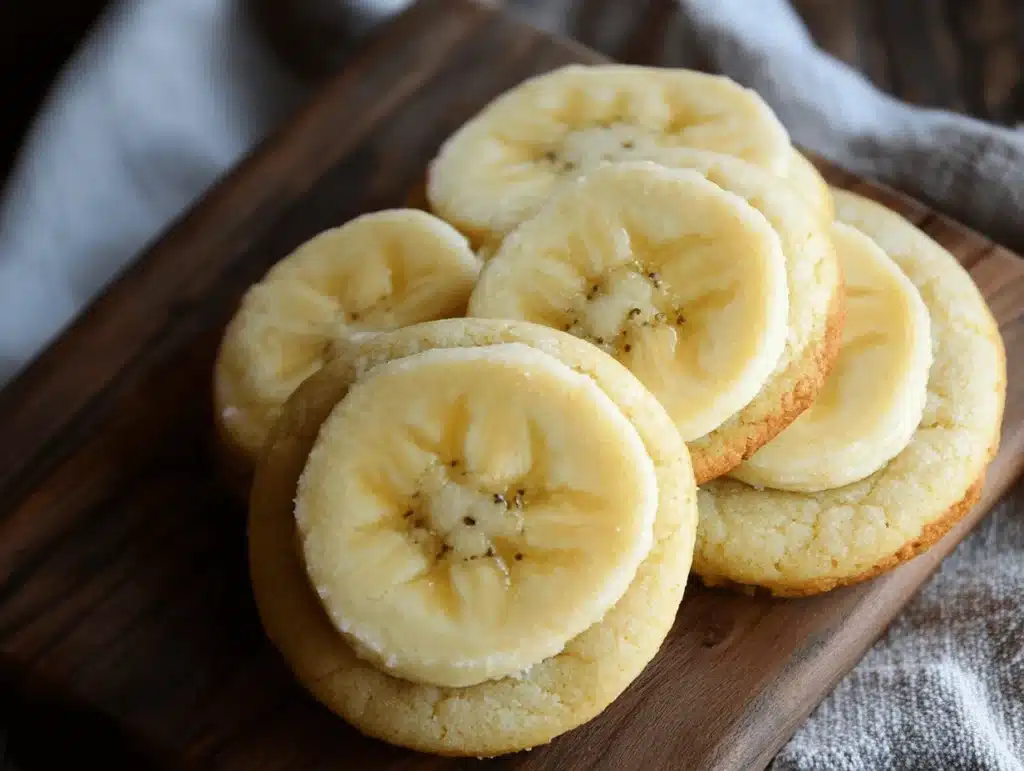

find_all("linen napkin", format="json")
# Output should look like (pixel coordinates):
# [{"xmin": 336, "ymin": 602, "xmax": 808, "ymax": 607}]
[{"xmin": 0, "ymin": 1, "xmax": 1021, "ymax": 769}]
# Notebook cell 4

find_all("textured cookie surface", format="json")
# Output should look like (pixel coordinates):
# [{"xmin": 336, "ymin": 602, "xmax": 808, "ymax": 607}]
[
  {"xmin": 695, "ymin": 190, "xmax": 1006, "ymax": 595},
  {"xmin": 249, "ymin": 318, "xmax": 697, "ymax": 756}
]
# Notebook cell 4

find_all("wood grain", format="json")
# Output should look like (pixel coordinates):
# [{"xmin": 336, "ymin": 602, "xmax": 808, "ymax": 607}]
[{"xmin": 1, "ymin": 2, "xmax": 1022, "ymax": 769}]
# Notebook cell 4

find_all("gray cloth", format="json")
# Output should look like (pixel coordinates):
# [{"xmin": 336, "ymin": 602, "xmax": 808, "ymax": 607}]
[
  {"xmin": 0, "ymin": 0, "xmax": 304, "ymax": 387},
  {"xmin": 774, "ymin": 485, "xmax": 1024, "ymax": 771},
  {"xmin": 0, "ymin": 1, "xmax": 1021, "ymax": 769},
  {"xmin": 679, "ymin": 0, "xmax": 1024, "ymax": 254}
]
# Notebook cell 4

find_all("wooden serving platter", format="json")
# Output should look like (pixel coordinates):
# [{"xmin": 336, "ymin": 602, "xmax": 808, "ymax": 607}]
[{"xmin": 1, "ymin": 1, "xmax": 1022, "ymax": 769}]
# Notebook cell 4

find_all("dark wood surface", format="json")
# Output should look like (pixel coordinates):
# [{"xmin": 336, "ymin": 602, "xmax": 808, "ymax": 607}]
[{"xmin": 1, "ymin": 1, "xmax": 1023, "ymax": 770}]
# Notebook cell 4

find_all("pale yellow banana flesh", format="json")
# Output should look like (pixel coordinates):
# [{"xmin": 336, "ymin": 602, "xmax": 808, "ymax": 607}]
[
  {"xmin": 786, "ymin": 149, "xmax": 835, "ymax": 221},
  {"xmin": 296, "ymin": 344, "xmax": 658, "ymax": 688},
  {"xmin": 475, "ymin": 148, "xmax": 833, "ymax": 262},
  {"xmin": 606, "ymin": 148, "xmax": 841, "ymax": 484},
  {"xmin": 428, "ymin": 64, "xmax": 792, "ymax": 244},
  {"xmin": 214, "ymin": 209, "xmax": 480, "ymax": 462},
  {"xmin": 731, "ymin": 222, "xmax": 932, "ymax": 492},
  {"xmin": 468, "ymin": 161, "xmax": 789, "ymax": 442}
]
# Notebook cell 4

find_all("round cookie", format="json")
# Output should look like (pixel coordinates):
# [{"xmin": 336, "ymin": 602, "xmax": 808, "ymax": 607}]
[
  {"xmin": 694, "ymin": 190, "xmax": 1005, "ymax": 596},
  {"xmin": 249, "ymin": 318, "xmax": 698, "ymax": 756}
]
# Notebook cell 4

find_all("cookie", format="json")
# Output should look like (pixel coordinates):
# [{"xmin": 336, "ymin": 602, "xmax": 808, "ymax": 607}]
[
  {"xmin": 249, "ymin": 318, "xmax": 698, "ymax": 755},
  {"xmin": 694, "ymin": 190, "xmax": 1006, "ymax": 596}
]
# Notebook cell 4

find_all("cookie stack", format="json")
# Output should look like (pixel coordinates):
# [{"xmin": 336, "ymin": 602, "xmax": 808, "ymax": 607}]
[{"xmin": 214, "ymin": 65, "xmax": 1006, "ymax": 757}]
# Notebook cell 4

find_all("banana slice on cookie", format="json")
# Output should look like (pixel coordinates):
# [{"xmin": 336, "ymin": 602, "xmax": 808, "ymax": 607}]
[
  {"xmin": 428, "ymin": 64, "xmax": 792, "ymax": 245},
  {"xmin": 695, "ymin": 190, "xmax": 1005, "ymax": 596},
  {"xmin": 554, "ymin": 148, "xmax": 842, "ymax": 482},
  {"xmin": 214, "ymin": 209, "xmax": 480, "ymax": 471},
  {"xmin": 468, "ymin": 161, "xmax": 789, "ymax": 443},
  {"xmin": 731, "ymin": 222, "xmax": 931, "ymax": 492},
  {"xmin": 296, "ymin": 344, "xmax": 658, "ymax": 688},
  {"xmin": 251, "ymin": 318, "xmax": 698, "ymax": 755}
]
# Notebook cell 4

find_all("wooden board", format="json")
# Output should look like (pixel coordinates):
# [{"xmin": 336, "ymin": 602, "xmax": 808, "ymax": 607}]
[{"xmin": 0, "ymin": 1, "xmax": 1022, "ymax": 768}]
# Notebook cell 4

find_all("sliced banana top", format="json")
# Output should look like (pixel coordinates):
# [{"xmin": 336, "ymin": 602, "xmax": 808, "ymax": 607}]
[
  {"xmin": 427, "ymin": 64, "xmax": 792, "ymax": 245},
  {"xmin": 295, "ymin": 343, "xmax": 659, "ymax": 688},
  {"xmin": 468, "ymin": 161, "xmax": 789, "ymax": 443},
  {"xmin": 731, "ymin": 222, "xmax": 932, "ymax": 492},
  {"xmin": 615, "ymin": 148, "xmax": 840, "ymax": 483},
  {"xmin": 214, "ymin": 209, "xmax": 480, "ymax": 462}
]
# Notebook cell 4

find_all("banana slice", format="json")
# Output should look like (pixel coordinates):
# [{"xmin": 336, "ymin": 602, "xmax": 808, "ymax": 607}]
[
  {"xmin": 296, "ymin": 343, "xmax": 657, "ymax": 688},
  {"xmin": 214, "ymin": 209, "xmax": 480, "ymax": 468},
  {"xmin": 468, "ymin": 161, "xmax": 789, "ymax": 443},
  {"xmin": 731, "ymin": 222, "xmax": 931, "ymax": 492},
  {"xmin": 428, "ymin": 64, "xmax": 792, "ymax": 245},
  {"xmin": 631, "ymin": 149, "xmax": 842, "ymax": 482},
  {"xmin": 787, "ymin": 149, "xmax": 835, "ymax": 221}
]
